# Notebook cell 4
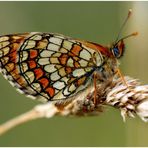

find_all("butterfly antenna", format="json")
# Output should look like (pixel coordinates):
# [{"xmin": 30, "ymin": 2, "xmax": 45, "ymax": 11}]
[
  {"xmin": 117, "ymin": 31, "xmax": 138, "ymax": 43},
  {"xmin": 115, "ymin": 9, "xmax": 132, "ymax": 43}
]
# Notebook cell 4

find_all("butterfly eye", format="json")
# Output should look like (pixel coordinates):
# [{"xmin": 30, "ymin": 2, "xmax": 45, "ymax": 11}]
[
  {"xmin": 113, "ymin": 47, "xmax": 120, "ymax": 58},
  {"xmin": 112, "ymin": 47, "xmax": 120, "ymax": 58},
  {"xmin": 112, "ymin": 40, "xmax": 125, "ymax": 58}
]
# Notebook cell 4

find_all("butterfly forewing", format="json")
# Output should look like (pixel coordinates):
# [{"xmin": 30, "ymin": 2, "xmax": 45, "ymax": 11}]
[{"xmin": 0, "ymin": 32, "xmax": 104, "ymax": 102}]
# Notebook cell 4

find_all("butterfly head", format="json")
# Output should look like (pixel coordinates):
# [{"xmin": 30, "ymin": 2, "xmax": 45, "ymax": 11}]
[
  {"xmin": 110, "ymin": 32, "xmax": 138, "ymax": 59},
  {"xmin": 111, "ymin": 40, "xmax": 125, "ymax": 59}
]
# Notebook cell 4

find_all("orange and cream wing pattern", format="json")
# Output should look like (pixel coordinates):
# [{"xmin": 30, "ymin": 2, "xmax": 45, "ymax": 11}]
[{"xmin": 0, "ymin": 32, "xmax": 104, "ymax": 102}]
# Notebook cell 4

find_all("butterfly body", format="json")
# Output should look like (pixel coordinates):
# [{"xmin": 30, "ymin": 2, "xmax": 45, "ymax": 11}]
[{"xmin": 0, "ymin": 32, "xmax": 120, "ymax": 102}]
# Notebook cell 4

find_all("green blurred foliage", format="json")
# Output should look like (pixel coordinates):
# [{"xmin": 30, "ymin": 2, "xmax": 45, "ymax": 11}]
[{"xmin": 0, "ymin": 1, "xmax": 147, "ymax": 146}]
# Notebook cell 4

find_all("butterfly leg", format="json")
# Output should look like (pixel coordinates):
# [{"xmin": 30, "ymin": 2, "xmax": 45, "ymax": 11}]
[
  {"xmin": 93, "ymin": 72, "xmax": 97, "ymax": 106},
  {"xmin": 116, "ymin": 68, "xmax": 129, "ymax": 88}
]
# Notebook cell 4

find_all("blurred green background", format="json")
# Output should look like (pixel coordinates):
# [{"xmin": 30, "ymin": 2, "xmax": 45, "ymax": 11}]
[{"xmin": 0, "ymin": 1, "xmax": 148, "ymax": 147}]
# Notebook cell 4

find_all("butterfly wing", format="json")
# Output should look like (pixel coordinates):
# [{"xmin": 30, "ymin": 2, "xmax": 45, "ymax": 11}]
[
  {"xmin": 0, "ymin": 32, "xmax": 104, "ymax": 102},
  {"xmin": 0, "ymin": 33, "xmax": 30, "ymax": 92}
]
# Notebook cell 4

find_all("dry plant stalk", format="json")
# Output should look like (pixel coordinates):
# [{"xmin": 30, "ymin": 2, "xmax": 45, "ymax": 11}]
[{"xmin": 0, "ymin": 76, "xmax": 148, "ymax": 136}]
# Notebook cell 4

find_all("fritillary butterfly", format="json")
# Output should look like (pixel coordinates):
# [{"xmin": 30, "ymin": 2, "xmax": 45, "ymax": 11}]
[{"xmin": 0, "ymin": 10, "xmax": 137, "ymax": 103}]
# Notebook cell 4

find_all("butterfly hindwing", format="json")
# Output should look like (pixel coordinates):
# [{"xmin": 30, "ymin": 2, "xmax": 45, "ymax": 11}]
[
  {"xmin": 0, "ymin": 33, "xmax": 31, "ymax": 92},
  {"xmin": 0, "ymin": 32, "xmax": 104, "ymax": 102}
]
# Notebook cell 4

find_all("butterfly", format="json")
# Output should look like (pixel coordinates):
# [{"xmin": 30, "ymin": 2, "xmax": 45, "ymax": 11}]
[{"xmin": 0, "ymin": 10, "xmax": 137, "ymax": 103}]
